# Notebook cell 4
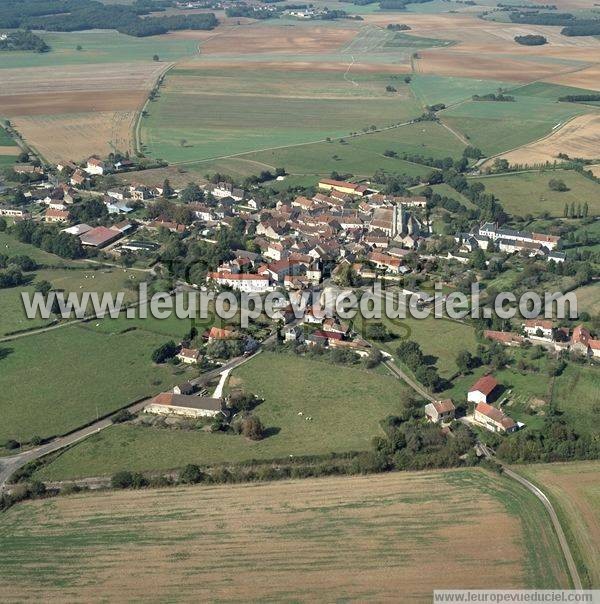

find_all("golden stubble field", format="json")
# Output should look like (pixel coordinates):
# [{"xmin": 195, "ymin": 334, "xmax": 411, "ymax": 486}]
[
  {"xmin": 0, "ymin": 470, "xmax": 551, "ymax": 601},
  {"xmin": 0, "ymin": 62, "xmax": 166, "ymax": 162},
  {"xmin": 520, "ymin": 461, "xmax": 600, "ymax": 589},
  {"xmin": 493, "ymin": 114, "xmax": 600, "ymax": 166}
]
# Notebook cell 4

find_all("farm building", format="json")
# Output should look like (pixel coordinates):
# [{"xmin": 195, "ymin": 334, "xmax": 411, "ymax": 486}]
[
  {"xmin": 144, "ymin": 393, "xmax": 224, "ymax": 419},
  {"xmin": 473, "ymin": 402, "xmax": 517, "ymax": 434},
  {"xmin": 45, "ymin": 209, "xmax": 70, "ymax": 223},
  {"xmin": 467, "ymin": 375, "xmax": 499, "ymax": 405},
  {"xmin": 79, "ymin": 226, "xmax": 122, "ymax": 248},
  {"xmin": 318, "ymin": 178, "xmax": 369, "ymax": 197},
  {"xmin": 207, "ymin": 271, "xmax": 271, "ymax": 293}
]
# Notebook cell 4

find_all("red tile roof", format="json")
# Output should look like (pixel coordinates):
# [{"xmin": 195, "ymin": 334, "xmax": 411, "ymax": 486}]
[{"xmin": 469, "ymin": 374, "xmax": 499, "ymax": 396}]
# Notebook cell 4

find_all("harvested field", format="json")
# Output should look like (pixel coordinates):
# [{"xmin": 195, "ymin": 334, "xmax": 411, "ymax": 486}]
[
  {"xmin": 13, "ymin": 112, "xmax": 137, "ymax": 163},
  {"xmin": 0, "ymin": 63, "xmax": 165, "ymax": 98},
  {"xmin": 0, "ymin": 90, "xmax": 147, "ymax": 118},
  {"xmin": 519, "ymin": 461, "xmax": 600, "ymax": 588},
  {"xmin": 0, "ymin": 470, "xmax": 570, "ymax": 599},
  {"xmin": 176, "ymin": 22, "xmax": 358, "ymax": 55},
  {"xmin": 545, "ymin": 65, "xmax": 600, "ymax": 93},
  {"xmin": 589, "ymin": 164, "xmax": 600, "ymax": 177},
  {"xmin": 0, "ymin": 146, "xmax": 18, "ymax": 155},
  {"xmin": 496, "ymin": 114, "xmax": 600, "ymax": 166}
]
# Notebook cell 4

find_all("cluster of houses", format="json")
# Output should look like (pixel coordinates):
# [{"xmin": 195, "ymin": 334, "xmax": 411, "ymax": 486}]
[
  {"xmin": 425, "ymin": 373, "xmax": 517, "ymax": 434},
  {"xmin": 485, "ymin": 320, "xmax": 600, "ymax": 359},
  {"xmin": 456, "ymin": 222, "xmax": 565, "ymax": 263}
]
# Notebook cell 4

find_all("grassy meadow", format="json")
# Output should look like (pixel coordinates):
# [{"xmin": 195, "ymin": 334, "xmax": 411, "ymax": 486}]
[
  {"xmin": 35, "ymin": 352, "xmax": 410, "ymax": 479},
  {"xmin": 0, "ymin": 470, "xmax": 570, "ymax": 599},
  {"xmin": 0, "ymin": 322, "xmax": 187, "ymax": 443},
  {"xmin": 0, "ymin": 31, "xmax": 199, "ymax": 69},
  {"xmin": 470, "ymin": 170, "xmax": 600, "ymax": 217},
  {"xmin": 442, "ymin": 97, "xmax": 589, "ymax": 156}
]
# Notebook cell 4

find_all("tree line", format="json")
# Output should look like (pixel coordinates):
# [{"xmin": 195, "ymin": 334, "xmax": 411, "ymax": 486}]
[{"xmin": 0, "ymin": 0, "xmax": 218, "ymax": 37}]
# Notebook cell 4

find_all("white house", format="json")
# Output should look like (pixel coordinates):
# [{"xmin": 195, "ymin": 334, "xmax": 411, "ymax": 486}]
[
  {"xmin": 523, "ymin": 319, "xmax": 554, "ymax": 341},
  {"xmin": 85, "ymin": 157, "xmax": 105, "ymax": 175},
  {"xmin": 473, "ymin": 402, "xmax": 517, "ymax": 433},
  {"xmin": 207, "ymin": 271, "xmax": 271, "ymax": 293},
  {"xmin": 177, "ymin": 348, "xmax": 201, "ymax": 364}
]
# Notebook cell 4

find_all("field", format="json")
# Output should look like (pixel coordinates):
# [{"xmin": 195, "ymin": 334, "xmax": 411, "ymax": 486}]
[
  {"xmin": 519, "ymin": 461, "xmax": 600, "ymax": 589},
  {"xmin": 354, "ymin": 314, "xmax": 479, "ymax": 379},
  {"xmin": 469, "ymin": 169, "xmax": 600, "ymax": 217},
  {"xmin": 0, "ymin": 61, "xmax": 167, "ymax": 162},
  {"xmin": 13, "ymin": 111, "xmax": 138, "ymax": 163},
  {"xmin": 34, "ymin": 351, "xmax": 411, "ymax": 479},
  {"xmin": 442, "ymin": 97, "xmax": 589, "ymax": 156},
  {"xmin": 0, "ymin": 469, "xmax": 570, "ymax": 599},
  {"xmin": 0, "ymin": 265, "xmax": 146, "ymax": 337},
  {"xmin": 496, "ymin": 113, "xmax": 600, "ymax": 167},
  {"xmin": 140, "ymin": 66, "xmax": 424, "ymax": 163},
  {"xmin": 0, "ymin": 322, "xmax": 186, "ymax": 443},
  {"xmin": 0, "ymin": 31, "xmax": 199, "ymax": 70},
  {"xmin": 572, "ymin": 282, "xmax": 600, "ymax": 317},
  {"xmin": 551, "ymin": 364, "xmax": 600, "ymax": 438}
]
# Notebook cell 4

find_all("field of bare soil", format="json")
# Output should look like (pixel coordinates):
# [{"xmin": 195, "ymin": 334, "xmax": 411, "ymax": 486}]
[{"xmin": 0, "ymin": 469, "xmax": 570, "ymax": 600}]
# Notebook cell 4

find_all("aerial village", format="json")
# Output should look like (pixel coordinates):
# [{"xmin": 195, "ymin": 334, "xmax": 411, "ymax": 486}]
[{"xmin": 0, "ymin": 153, "xmax": 596, "ymax": 438}]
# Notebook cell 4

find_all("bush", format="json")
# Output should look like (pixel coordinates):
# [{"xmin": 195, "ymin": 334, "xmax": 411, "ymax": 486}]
[
  {"xmin": 241, "ymin": 416, "xmax": 264, "ymax": 441},
  {"xmin": 112, "ymin": 409, "xmax": 134, "ymax": 424},
  {"xmin": 179, "ymin": 464, "xmax": 204, "ymax": 484}
]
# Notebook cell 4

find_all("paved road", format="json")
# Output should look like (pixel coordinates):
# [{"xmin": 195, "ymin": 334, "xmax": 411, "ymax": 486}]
[
  {"xmin": 0, "ymin": 352, "xmax": 260, "ymax": 490},
  {"xmin": 479, "ymin": 444, "xmax": 582, "ymax": 590}
]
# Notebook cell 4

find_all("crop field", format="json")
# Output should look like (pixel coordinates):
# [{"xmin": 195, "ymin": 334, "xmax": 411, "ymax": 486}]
[
  {"xmin": 496, "ymin": 113, "xmax": 600, "ymax": 167},
  {"xmin": 0, "ymin": 31, "xmax": 199, "ymax": 70},
  {"xmin": 0, "ymin": 62, "xmax": 165, "ymax": 162},
  {"xmin": 442, "ymin": 97, "xmax": 589, "ymax": 156},
  {"xmin": 0, "ymin": 322, "xmax": 185, "ymax": 443},
  {"xmin": 34, "ymin": 352, "xmax": 411, "ymax": 479},
  {"xmin": 519, "ymin": 461, "xmax": 600, "ymax": 589},
  {"xmin": 13, "ymin": 111, "xmax": 138, "ymax": 163},
  {"xmin": 469, "ymin": 170, "xmax": 600, "ymax": 217},
  {"xmin": 0, "ymin": 127, "xmax": 17, "ymax": 146},
  {"xmin": 0, "ymin": 469, "xmax": 569, "ymax": 599},
  {"xmin": 140, "ymin": 66, "xmax": 423, "ymax": 163}
]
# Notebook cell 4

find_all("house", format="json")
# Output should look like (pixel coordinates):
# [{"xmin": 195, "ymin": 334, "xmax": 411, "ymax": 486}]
[
  {"xmin": 207, "ymin": 271, "xmax": 271, "ymax": 293},
  {"xmin": 318, "ymin": 178, "xmax": 369, "ymax": 197},
  {"xmin": 523, "ymin": 319, "xmax": 554, "ymax": 341},
  {"xmin": 424, "ymin": 399, "xmax": 455, "ymax": 423},
  {"xmin": 207, "ymin": 326, "xmax": 237, "ymax": 342},
  {"xmin": 367, "ymin": 251, "xmax": 403, "ymax": 274},
  {"xmin": 282, "ymin": 324, "xmax": 304, "ymax": 343},
  {"xmin": 70, "ymin": 170, "xmax": 87, "ymax": 186},
  {"xmin": 107, "ymin": 200, "xmax": 134, "ymax": 214},
  {"xmin": 177, "ymin": 348, "xmax": 201, "ymax": 364},
  {"xmin": 45, "ymin": 208, "xmax": 70, "ymax": 223},
  {"xmin": 211, "ymin": 182, "xmax": 244, "ymax": 201},
  {"xmin": 467, "ymin": 374, "xmax": 499, "ymax": 405},
  {"xmin": 144, "ymin": 392, "xmax": 224, "ymax": 419},
  {"xmin": 114, "ymin": 159, "xmax": 134, "ymax": 171},
  {"xmin": 129, "ymin": 184, "xmax": 154, "ymax": 201},
  {"xmin": 13, "ymin": 164, "xmax": 43, "ymax": 176},
  {"xmin": 79, "ymin": 226, "xmax": 122, "ymax": 248},
  {"xmin": 173, "ymin": 381, "xmax": 195, "ymax": 395},
  {"xmin": 473, "ymin": 402, "xmax": 517, "ymax": 433},
  {"xmin": 571, "ymin": 324, "xmax": 600, "ymax": 358},
  {"xmin": 85, "ymin": 157, "xmax": 105, "ymax": 175}
]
